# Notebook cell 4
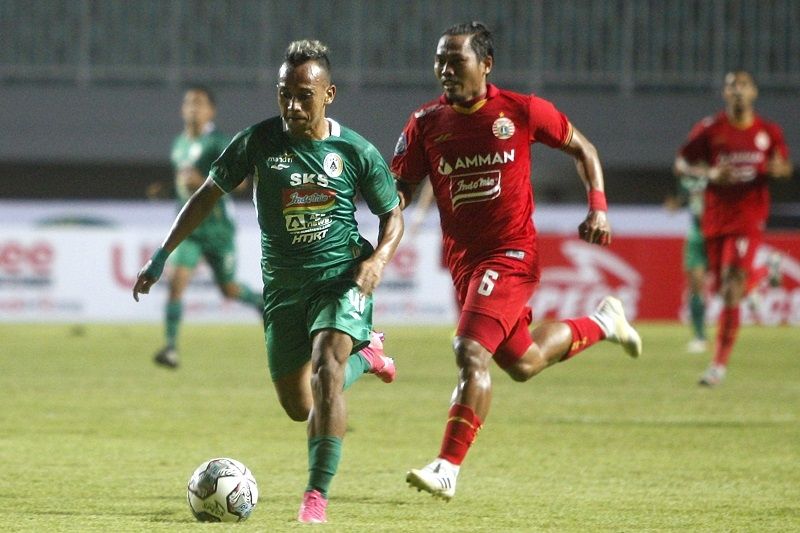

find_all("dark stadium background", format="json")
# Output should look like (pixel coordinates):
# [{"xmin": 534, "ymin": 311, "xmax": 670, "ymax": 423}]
[{"xmin": 1, "ymin": 0, "xmax": 798, "ymax": 223}]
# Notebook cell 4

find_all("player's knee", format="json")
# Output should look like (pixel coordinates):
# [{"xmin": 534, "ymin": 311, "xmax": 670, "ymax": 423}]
[
  {"xmin": 505, "ymin": 363, "xmax": 534, "ymax": 382},
  {"xmin": 501, "ymin": 346, "xmax": 546, "ymax": 382},
  {"xmin": 453, "ymin": 337, "xmax": 492, "ymax": 387},
  {"xmin": 311, "ymin": 351, "xmax": 345, "ymax": 391},
  {"xmin": 220, "ymin": 282, "xmax": 239, "ymax": 299},
  {"xmin": 279, "ymin": 398, "xmax": 310, "ymax": 422}
]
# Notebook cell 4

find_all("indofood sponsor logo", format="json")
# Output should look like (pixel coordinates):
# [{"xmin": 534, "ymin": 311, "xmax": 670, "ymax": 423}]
[
  {"xmin": 437, "ymin": 149, "xmax": 514, "ymax": 176},
  {"xmin": 450, "ymin": 171, "xmax": 501, "ymax": 208},
  {"xmin": 282, "ymin": 188, "xmax": 336, "ymax": 245}
]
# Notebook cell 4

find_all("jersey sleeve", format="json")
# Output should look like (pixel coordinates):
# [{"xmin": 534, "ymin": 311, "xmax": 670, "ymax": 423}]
[
  {"xmin": 528, "ymin": 95, "xmax": 572, "ymax": 148},
  {"xmin": 209, "ymin": 129, "xmax": 251, "ymax": 193},
  {"xmin": 390, "ymin": 113, "xmax": 430, "ymax": 184},
  {"xmin": 766, "ymin": 121, "xmax": 790, "ymax": 159},
  {"xmin": 678, "ymin": 118, "xmax": 712, "ymax": 163},
  {"xmin": 359, "ymin": 144, "xmax": 401, "ymax": 215}
]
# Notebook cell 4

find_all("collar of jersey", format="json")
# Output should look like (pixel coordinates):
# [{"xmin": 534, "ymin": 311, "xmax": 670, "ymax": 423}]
[
  {"xmin": 281, "ymin": 117, "xmax": 341, "ymax": 139},
  {"xmin": 441, "ymin": 84, "xmax": 499, "ymax": 114}
]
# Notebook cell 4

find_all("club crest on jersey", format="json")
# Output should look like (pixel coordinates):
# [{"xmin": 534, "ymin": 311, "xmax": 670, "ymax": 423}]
[
  {"xmin": 188, "ymin": 142, "xmax": 202, "ymax": 161},
  {"xmin": 492, "ymin": 117, "xmax": 515, "ymax": 140},
  {"xmin": 323, "ymin": 153, "xmax": 344, "ymax": 178},
  {"xmin": 450, "ymin": 170, "xmax": 502, "ymax": 208},
  {"xmin": 754, "ymin": 131, "xmax": 771, "ymax": 151}
]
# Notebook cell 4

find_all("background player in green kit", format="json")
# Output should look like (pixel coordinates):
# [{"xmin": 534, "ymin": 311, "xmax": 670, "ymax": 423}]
[
  {"xmin": 132, "ymin": 41, "xmax": 404, "ymax": 524},
  {"xmin": 153, "ymin": 85, "xmax": 264, "ymax": 368},
  {"xmin": 665, "ymin": 176, "xmax": 709, "ymax": 353}
]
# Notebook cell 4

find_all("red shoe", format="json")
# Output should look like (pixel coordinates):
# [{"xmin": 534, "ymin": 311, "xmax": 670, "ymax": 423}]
[
  {"xmin": 297, "ymin": 489, "xmax": 328, "ymax": 524},
  {"xmin": 359, "ymin": 331, "xmax": 396, "ymax": 383}
]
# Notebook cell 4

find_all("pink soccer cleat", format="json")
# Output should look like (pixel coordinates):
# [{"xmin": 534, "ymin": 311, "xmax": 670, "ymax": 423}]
[
  {"xmin": 359, "ymin": 331, "xmax": 396, "ymax": 383},
  {"xmin": 297, "ymin": 489, "xmax": 328, "ymax": 524}
]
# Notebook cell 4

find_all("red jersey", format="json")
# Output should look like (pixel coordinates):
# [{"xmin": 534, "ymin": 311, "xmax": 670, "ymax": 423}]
[
  {"xmin": 678, "ymin": 112, "xmax": 789, "ymax": 238},
  {"xmin": 391, "ymin": 84, "xmax": 572, "ymax": 283}
]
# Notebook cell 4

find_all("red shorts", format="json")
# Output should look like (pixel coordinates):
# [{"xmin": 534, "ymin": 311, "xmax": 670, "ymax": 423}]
[
  {"xmin": 455, "ymin": 252, "xmax": 539, "ymax": 364},
  {"xmin": 705, "ymin": 233, "xmax": 762, "ymax": 292}
]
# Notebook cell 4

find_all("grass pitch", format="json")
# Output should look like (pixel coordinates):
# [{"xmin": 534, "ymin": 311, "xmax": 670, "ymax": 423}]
[{"xmin": 1, "ymin": 322, "xmax": 799, "ymax": 532}]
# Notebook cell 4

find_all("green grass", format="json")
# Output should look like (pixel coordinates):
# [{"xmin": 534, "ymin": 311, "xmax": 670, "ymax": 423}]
[{"xmin": 1, "ymin": 322, "xmax": 799, "ymax": 532}]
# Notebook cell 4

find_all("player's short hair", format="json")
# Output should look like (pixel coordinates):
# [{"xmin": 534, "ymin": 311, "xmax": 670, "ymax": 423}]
[
  {"xmin": 284, "ymin": 39, "xmax": 331, "ymax": 74},
  {"xmin": 442, "ymin": 21, "xmax": 494, "ymax": 61},
  {"xmin": 184, "ymin": 84, "xmax": 216, "ymax": 106},
  {"xmin": 725, "ymin": 69, "xmax": 756, "ymax": 86}
]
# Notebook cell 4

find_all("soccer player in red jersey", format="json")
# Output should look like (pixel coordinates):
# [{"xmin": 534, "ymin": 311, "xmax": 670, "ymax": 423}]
[
  {"xmin": 391, "ymin": 22, "xmax": 642, "ymax": 500},
  {"xmin": 675, "ymin": 71, "xmax": 793, "ymax": 387}
]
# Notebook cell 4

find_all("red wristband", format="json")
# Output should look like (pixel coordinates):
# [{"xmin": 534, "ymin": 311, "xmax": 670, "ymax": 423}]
[{"xmin": 588, "ymin": 189, "xmax": 607, "ymax": 211}]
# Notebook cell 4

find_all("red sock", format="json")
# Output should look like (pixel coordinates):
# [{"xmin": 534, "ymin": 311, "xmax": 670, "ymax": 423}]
[
  {"xmin": 561, "ymin": 317, "xmax": 606, "ymax": 360},
  {"xmin": 438, "ymin": 403, "xmax": 482, "ymax": 466},
  {"xmin": 713, "ymin": 306, "xmax": 740, "ymax": 367}
]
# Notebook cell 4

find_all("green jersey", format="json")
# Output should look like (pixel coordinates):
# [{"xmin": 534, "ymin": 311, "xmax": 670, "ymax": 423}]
[
  {"xmin": 678, "ymin": 175, "xmax": 707, "ymax": 222},
  {"xmin": 171, "ymin": 125, "xmax": 233, "ymax": 239},
  {"xmin": 210, "ymin": 117, "xmax": 399, "ymax": 285}
]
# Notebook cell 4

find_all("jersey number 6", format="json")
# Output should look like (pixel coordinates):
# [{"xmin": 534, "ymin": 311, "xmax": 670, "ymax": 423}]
[{"xmin": 477, "ymin": 269, "xmax": 499, "ymax": 296}]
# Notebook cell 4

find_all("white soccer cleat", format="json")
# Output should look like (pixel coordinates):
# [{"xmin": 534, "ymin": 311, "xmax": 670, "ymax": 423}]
[
  {"xmin": 686, "ymin": 338, "xmax": 708, "ymax": 354},
  {"xmin": 590, "ymin": 296, "xmax": 642, "ymax": 358},
  {"xmin": 698, "ymin": 364, "xmax": 726, "ymax": 387},
  {"xmin": 406, "ymin": 459, "xmax": 459, "ymax": 501}
]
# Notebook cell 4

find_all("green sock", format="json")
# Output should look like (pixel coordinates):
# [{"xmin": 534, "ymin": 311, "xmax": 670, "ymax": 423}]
[
  {"xmin": 165, "ymin": 300, "xmax": 182, "ymax": 348},
  {"xmin": 307, "ymin": 436, "xmax": 342, "ymax": 498},
  {"xmin": 689, "ymin": 293, "xmax": 705, "ymax": 340},
  {"xmin": 236, "ymin": 283, "xmax": 263, "ymax": 311},
  {"xmin": 343, "ymin": 353, "xmax": 370, "ymax": 391}
]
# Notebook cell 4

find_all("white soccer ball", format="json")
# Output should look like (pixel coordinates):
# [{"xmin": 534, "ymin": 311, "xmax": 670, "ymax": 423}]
[{"xmin": 186, "ymin": 457, "xmax": 258, "ymax": 522}]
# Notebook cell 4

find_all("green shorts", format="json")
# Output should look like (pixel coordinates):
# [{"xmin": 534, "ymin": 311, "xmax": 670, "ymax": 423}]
[
  {"xmin": 263, "ymin": 275, "xmax": 373, "ymax": 382},
  {"xmin": 684, "ymin": 219, "xmax": 708, "ymax": 271},
  {"xmin": 170, "ymin": 232, "xmax": 237, "ymax": 285}
]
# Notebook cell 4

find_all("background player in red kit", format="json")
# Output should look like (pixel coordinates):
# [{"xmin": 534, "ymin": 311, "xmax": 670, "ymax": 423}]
[
  {"xmin": 675, "ymin": 71, "xmax": 793, "ymax": 387},
  {"xmin": 391, "ymin": 21, "xmax": 643, "ymax": 500}
]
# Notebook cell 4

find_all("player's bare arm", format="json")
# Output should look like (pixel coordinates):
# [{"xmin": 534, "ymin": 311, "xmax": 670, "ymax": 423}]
[
  {"xmin": 353, "ymin": 205, "xmax": 404, "ymax": 295},
  {"xmin": 132, "ymin": 177, "xmax": 224, "ymax": 301},
  {"xmin": 674, "ymin": 156, "xmax": 736, "ymax": 185},
  {"xmin": 395, "ymin": 178, "xmax": 417, "ymax": 210},
  {"xmin": 560, "ymin": 125, "xmax": 611, "ymax": 246}
]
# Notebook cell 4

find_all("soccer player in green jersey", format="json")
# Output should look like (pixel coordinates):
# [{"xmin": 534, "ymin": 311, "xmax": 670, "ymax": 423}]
[
  {"xmin": 133, "ymin": 41, "xmax": 404, "ymax": 524},
  {"xmin": 151, "ymin": 85, "xmax": 264, "ymax": 369},
  {"xmin": 665, "ymin": 176, "xmax": 709, "ymax": 353}
]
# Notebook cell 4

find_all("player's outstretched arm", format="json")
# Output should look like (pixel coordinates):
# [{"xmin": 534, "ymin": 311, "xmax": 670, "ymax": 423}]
[
  {"xmin": 353, "ymin": 205, "xmax": 404, "ymax": 296},
  {"xmin": 560, "ymin": 126, "xmax": 611, "ymax": 246},
  {"xmin": 132, "ymin": 178, "xmax": 224, "ymax": 301}
]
